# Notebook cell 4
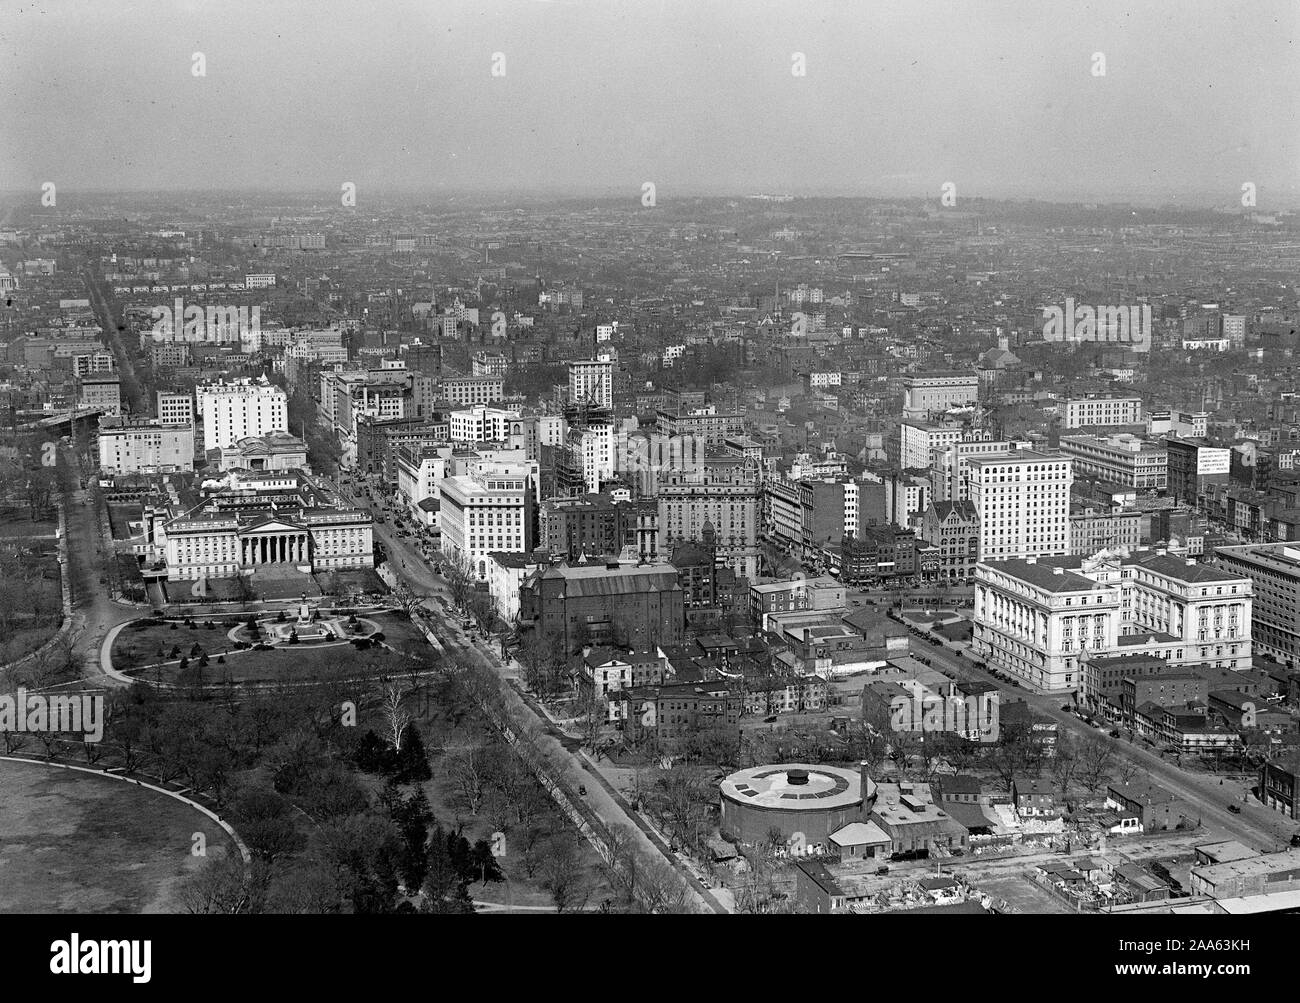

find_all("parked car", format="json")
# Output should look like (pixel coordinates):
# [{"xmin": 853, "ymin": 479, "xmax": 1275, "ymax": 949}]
[
  {"xmin": 1289, "ymin": 833, "xmax": 1300, "ymax": 847},
  {"xmin": 578, "ymin": 785, "xmax": 587, "ymax": 796},
  {"xmin": 1227, "ymin": 803, "xmax": 1242, "ymax": 814}
]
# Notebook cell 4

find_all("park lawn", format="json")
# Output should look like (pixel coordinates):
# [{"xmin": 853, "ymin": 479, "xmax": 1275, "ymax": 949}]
[
  {"xmin": 369, "ymin": 613, "xmax": 433, "ymax": 658},
  {"xmin": 0, "ymin": 759, "xmax": 239, "ymax": 913},
  {"xmin": 112, "ymin": 612, "xmax": 431, "ymax": 677},
  {"xmin": 0, "ymin": 516, "xmax": 58, "ymax": 539},
  {"xmin": 112, "ymin": 619, "xmax": 235, "ymax": 671},
  {"xmin": 138, "ymin": 641, "xmax": 416, "ymax": 685},
  {"xmin": 0, "ymin": 622, "xmax": 63, "ymax": 666}
]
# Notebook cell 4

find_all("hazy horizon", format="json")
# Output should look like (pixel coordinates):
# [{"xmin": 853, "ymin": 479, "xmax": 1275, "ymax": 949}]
[{"xmin": 4, "ymin": 0, "xmax": 1299, "ymax": 208}]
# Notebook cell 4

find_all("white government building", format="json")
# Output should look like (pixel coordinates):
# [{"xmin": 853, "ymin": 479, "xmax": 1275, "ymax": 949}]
[
  {"xmin": 973, "ymin": 548, "xmax": 1253, "ymax": 694},
  {"xmin": 139, "ymin": 472, "xmax": 373, "ymax": 581}
]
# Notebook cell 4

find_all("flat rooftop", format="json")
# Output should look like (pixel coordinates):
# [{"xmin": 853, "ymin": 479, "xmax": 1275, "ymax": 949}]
[
  {"xmin": 1192, "ymin": 848, "xmax": 1300, "ymax": 886},
  {"xmin": 721, "ymin": 764, "xmax": 864, "ymax": 812},
  {"xmin": 1196, "ymin": 840, "xmax": 1259, "ymax": 864}
]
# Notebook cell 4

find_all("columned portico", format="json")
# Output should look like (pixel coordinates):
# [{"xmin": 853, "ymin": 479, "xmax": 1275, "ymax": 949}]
[{"xmin": 242, "ymin": 530, "xmax": 309, "ymax": 565}]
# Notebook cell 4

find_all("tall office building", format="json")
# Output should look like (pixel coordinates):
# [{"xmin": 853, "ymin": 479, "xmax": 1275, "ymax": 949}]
[
  {"xmin": 438, "ymin": 461, "xmax": 536, "ymax": 580},
  {"xmin": 569, "ymin": 356, "xmax": 614, "ymax": 410},
  {"xmin": 1222, "ymin": 314, "xmax": 1246, "ymax": 349},
  {"xmin": 196, "ymin": 377, "xmax": 289, "ymax": 450},
  {"xmin": 930, "ymin": 438, "xmax": 1033, "ymax": 502},
  {"xmin": 658, "ymin": 457, "xmax": 761, "ymax": 580},
  {"xmin": 1214, "ymin": 542, "xmax": 1300, "ymax": 664},
  {"xmin": 967, "ymin": 449, "xmax": 1073, "ymax": 561}
]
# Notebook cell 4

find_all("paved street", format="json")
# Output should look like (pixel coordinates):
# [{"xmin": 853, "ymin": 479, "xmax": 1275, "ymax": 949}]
[
  {"xmin": 326, "ymin": 472, "xmax": 718, "ymax": 912},
  {"xmin": 59, "ymin": 446, "xmax": 139, "ymax": 689},
  {"xmin": 916, "ymin": 626, "xmax": 1299, "ymax": 852}
]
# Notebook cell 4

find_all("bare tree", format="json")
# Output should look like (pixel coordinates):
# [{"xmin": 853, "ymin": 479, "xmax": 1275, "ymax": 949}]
[
  {"xmin": 1115, "ymin": 756, "xmax": 1143, "ymax": 786},
  {"xmin": 650, "ymin": 765, "xmax": 712, "ymax": 853},
  {"xmin": 1051, "ymin": 739, "xmax": 1079, "ymax": 799},
  {"xmin": 636, "ymin": 858, "xmax": 695, "ymax": 915},
  {"xmin": 181, "ymin": 856, "xmax": 269, "ymax": 915},
  {"xmin": 390, "ymin": 581, "xmax": 424, "ymax": 620},
  {"xmin": 989, "ymin": 727, "xmax": 1037, "ymax": 788},
  {"xmin": 1075, "ymin": 737, "xmax": 1117, "ymax": 794},
  {"xmin": 381, "ymin": 681, "xmax": 412, "ymax": 751},
  {"xmin": 541, "ymin": 836, "xmax": 591, "ymax": 913},
  {"xmin": 578, "ymin": 689, "xmax": 607, "ymax": 754},
  {"xmin": 468, "ymin": 591, "xmax": 500, "ymax": 635},
  {"xmin": 447, "ymin": 745, "xmax": 491, "ymax": 816},
  {"xmin": 437, "ymin": 550, "xmax": 476, "ymax": 614},
  {"xmin": 601, "ymin": 823, "xmax": 639, "ymax": 899}
]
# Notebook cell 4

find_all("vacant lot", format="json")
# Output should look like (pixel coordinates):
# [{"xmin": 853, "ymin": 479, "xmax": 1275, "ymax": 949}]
[
  {"xmin": 974, "ymin": 873, "xmax": 1067, "ymax": 915},
  {"xmin": 0, "ymin": 759, "xmax": 239, "ymax": 913}
]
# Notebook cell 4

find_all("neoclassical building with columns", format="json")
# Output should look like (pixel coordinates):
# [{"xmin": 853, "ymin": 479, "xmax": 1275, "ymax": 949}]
[{"xmin": 152, "ymin": 508, "xmax": 373, "ymax": 580}]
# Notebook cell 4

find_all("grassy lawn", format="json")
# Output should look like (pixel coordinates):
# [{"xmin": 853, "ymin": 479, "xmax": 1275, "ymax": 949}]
[
  {"xmin": 158, "ymin": 643, "xmax": 411, "ymax": 684},
  {"xmin": 112, "ymin": 618, "xmax": 236, "ymax": 671},
  {"xmin": 0, "ymin": 516, "xmax": 57, "ymax": 538},
  {"xmin": 0, "ymin": 548, "xmax": 63, "ymax": 665},
  {"xmin": 0, "ymin": 759, "xmax": 239, "ymax": 913},
  {"xmin": 114, "ymin": 613, "xmax": 434, "ymax": 683},
  {"xmin": 0, "ymin": 624, "xmax": 63, "ymax": 666}
]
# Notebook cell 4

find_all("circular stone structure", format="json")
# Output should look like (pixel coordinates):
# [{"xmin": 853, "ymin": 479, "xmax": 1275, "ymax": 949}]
[{"xmin": 719, "ymin": 763, "xmax": 878, "ymax": 848}]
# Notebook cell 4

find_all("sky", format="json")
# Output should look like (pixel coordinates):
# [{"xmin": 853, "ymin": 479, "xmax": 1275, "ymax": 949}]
[{"xmin": 2, "ymin": 0, "xmax": 1298, "ymax": 205}]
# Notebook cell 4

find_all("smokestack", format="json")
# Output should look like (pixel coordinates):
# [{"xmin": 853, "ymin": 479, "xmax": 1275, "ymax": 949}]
[{"xmin": 859, "ymin": 760, "xmax": 877, "ymax": 814}]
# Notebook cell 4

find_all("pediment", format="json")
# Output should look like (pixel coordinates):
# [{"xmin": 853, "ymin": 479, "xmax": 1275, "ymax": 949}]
[{"xmin": 242, "ymin": 519, "xmax": 306, "ymax": 535}]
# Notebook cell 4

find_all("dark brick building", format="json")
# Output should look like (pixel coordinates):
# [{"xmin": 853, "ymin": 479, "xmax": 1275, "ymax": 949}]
[
  {"xmin": 520, "ymin": 559, "xmax": 684, "ymax": 652},
  {"xmin": 356, "ymin": 414, "xmax": 447, "ymax": 486},
  {"xmin": 1261, "ymin": 753, "xmax": 1300, "ymax": 821},
  {"xmin": 616, "ymin": 680, "xmax": 742, "ymax": 746}
]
